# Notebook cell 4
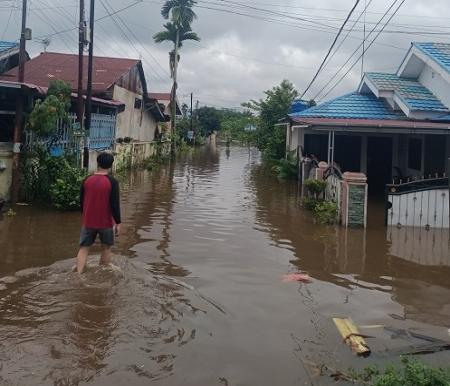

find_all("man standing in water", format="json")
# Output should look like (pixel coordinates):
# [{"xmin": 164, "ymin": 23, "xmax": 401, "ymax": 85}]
[{"xmin": 76, "ymin": 152, "xmax": 121, "ymax": 274}]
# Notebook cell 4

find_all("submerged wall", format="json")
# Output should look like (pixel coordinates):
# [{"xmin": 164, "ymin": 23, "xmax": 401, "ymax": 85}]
[{"xmin": 0, "ymin": 145, "xmax": 12, "ymax": 201}]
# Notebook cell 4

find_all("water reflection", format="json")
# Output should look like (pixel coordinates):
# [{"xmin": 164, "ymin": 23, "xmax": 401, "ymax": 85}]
[{"xmin": 250, "ymin": 163, "xmax": 450, "ymax": 328}]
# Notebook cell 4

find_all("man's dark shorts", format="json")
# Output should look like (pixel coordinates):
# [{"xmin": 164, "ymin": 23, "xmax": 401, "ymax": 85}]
[{"xmin": 80, "ymin": 227, "xmax": 114, "ymax": 247}]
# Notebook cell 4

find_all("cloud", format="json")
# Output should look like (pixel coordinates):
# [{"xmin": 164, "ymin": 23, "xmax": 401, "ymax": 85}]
[{"xmin": 1, "ymin": 0, "xmax": 450, "ymax": 107}]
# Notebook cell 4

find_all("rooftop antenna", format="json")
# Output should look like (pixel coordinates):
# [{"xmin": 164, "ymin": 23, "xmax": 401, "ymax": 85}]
[
  {"xmin": 42, "ymin": 37, "xmax": 50, "ymax": 52},
  {"xmin": 361, "ymin": 0, "xmax": 367, "ymax": 79}
]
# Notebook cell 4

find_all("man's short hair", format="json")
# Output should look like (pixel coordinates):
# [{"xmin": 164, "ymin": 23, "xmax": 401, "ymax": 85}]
[{"xmin": 97, "ymin": 152, "xmax": 114, "ymax": 169}]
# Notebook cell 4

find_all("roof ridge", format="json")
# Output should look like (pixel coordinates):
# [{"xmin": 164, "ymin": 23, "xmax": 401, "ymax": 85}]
[{"xmin": 39, "ymin": 51, "xmax": 140, "ymax": 62}]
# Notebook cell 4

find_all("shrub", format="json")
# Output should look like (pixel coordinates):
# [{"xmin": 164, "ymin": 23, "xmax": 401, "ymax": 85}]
[
  {"xmin": 49, "ymin": 159, "xmax": 87, "ymax": 210},
  {"xmin": 272, "ymin": 153, "xmax": 298, "ymax": 179},
  {"xmin": 302, "ymin": 197, "xmax": 320, "ymax": 211},
  {"xmin": 314, "ymin": 201, "xmax": 338, "ymax": 225},
  {"xmin": 350, "ymin": 358, "xmax": 450, "ymax": 386},
  {"xmin": 304, "ymin": 178, "xmax": 327, "ymax": 197},
  {"xmin": 20, "ymin": 148, "xmax": 86, "ymax": 210}
]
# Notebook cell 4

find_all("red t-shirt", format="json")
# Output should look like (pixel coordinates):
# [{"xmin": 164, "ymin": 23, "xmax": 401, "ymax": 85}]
[{"xmin": 81, "ymin": 174, "xmax": 121, "ymax": 229}]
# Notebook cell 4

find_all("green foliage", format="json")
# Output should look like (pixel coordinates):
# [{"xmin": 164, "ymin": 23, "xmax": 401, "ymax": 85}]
[
  {"xmin": 49, "ymin": 160, "xmax": 87, "ymax": 210},
  {"xmin": 313, "ymin": 201, "xmax": 338, "ymax": 225},
  {"xmin": 350, "ymin": 359, "xmax": 450, "ymax": 386},
  {"xmin": 27, "ymin": 80, "xmax": 72, "ymax": 137},
  {"xmin": 272, "ymin": 153, "xmax": 298, "ymax": 179},
  {"xmin": 20, "ymin": 146, "xmax": 86, "ymax": 210},
  {"xmin": 304, "ymin": 178, "xmax": 327, "ymax": 198},
  {"xmin": 302, "ymin": 197, "xmax": 319, "ymax": 211},
  {"xmin": 220, "ymin": 111, "xmax": 257, "ymax": 146},
  {"xmin": 242, "ymin": 80, "xmax": 298, "ymax": 160},
  {"xmin": 195, "ymin": 106, "xmax": 221, "ymax": 135}
]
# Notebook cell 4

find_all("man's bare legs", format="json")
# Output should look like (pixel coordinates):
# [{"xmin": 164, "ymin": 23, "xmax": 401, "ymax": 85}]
[
  {"xmin": 99, "ymin": 245, "xmax": 112, "ymax": 266},
  {"xmin": 76, "ymin": 246, "xmax": 90, "ymax": 274}
]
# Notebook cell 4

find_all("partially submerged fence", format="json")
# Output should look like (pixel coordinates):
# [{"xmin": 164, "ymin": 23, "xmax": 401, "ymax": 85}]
[
  {"xmin": 386, "ymin": 177, "xmax": 449, "ymax": 229},
  {"xmin": 26, "ymin": 113, "xmax": 117, "ymax": 156}
]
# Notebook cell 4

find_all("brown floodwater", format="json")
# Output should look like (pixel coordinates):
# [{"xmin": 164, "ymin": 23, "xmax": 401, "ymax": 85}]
[{"xmin": 0, "ymin": 143, "xmax": 449, "ymax": 385}]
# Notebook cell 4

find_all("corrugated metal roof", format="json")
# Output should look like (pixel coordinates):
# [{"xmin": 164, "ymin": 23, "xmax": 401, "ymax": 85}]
[
  {"xmin": 366, "ymin": 72, "xmax": 448, "ymax": 112},
  {"xmin": 289, "ymin": 92, "xmax": 406, "ymax": 120},
  {"xmin": 0, "ymin": 52, "xmax": 139, "ymax": 93},
  {"xmin": 0, "ymin": 41, "xmax": 18, "ymax": 53},
  {"xmin": 414, "ymin": 42, "xmax": 450, "ymax": 74}
]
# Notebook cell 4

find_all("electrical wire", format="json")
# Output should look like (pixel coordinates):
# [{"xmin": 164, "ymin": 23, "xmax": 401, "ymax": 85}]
[
  {"xmin": 318, "ymin": 0, "xmax": 408, "ymax": 102},
  {"xmin": 312, "ymin": 0, "xmax": 408, "ymax": 101},
  {"xmin": 99, "ymin": 0, "xmax": 169, "ymax": 83},
  {"xmin": 299, "ymin": 0, "xmax": 361, "ymax": 99}
]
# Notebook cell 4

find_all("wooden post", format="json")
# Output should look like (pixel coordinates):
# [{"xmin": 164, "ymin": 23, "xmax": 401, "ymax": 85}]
[
  {"xmin": 84, "ymin": 0, "xmax": 95, "ymax": 168},
  {"xmin": 10, "ymin": 0, "xmax": 27, "ymax": 203},
  {"xmin": 77, "ymin": 0, "xmax": 85, "ymax": 126}
]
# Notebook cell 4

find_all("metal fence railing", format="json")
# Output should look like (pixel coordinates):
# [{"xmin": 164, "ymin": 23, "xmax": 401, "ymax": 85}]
[{"xmin": 386, "ymin": 177, "xmax": 449, "ymax": 229}]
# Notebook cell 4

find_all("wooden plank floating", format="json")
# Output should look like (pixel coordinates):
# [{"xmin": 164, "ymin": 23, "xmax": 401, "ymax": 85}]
[{"xmin": 333, "ymin": 318, "xmax": 371, "ymax": 356}]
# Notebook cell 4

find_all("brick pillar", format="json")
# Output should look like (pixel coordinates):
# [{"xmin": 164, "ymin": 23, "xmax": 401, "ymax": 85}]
[
  {"xmin": 341, "ymin": 172, "xmax": 368, "ymax": 228},
  {"xmin": 315, "ymin": 161, "xmax": 328, "ymax": 180}
]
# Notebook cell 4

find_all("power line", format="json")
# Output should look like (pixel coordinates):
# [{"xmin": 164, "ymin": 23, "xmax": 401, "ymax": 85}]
[
  {"xmin": 312, "ymin": 0, "xmax": 408, "ymax": 101},
  {"xmin": 98, "ymin": 0, "xmax": 168, "ymax": 83},
  {"xmin": 319, "ymin": 0, "xmax": 407, "ymax": 102},
  {"xmin": 33, "ymin": 0, "xmax": 143, "ymax": 40},
  {"xmin": 299, "ymin": 0, "xmax": 361, "ymax": 99},
  {"xmin": 101, "ymin": 0, "xmax": 170, "ymax": 79}
]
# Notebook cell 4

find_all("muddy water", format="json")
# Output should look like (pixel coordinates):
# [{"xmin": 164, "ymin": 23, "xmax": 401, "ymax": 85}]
[{"xmin": 0, "ymin": 144, "xmax": 449, "ymax": 385}]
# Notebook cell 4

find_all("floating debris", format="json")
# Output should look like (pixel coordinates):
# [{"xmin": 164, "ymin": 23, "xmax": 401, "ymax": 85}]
[
  {"xmin": 333, "ymin": 318, "xmax": 371, "ymax": 356},
  {"xmin": 282, "ymin": 273, "xmax": 312, "ymax": 283}
]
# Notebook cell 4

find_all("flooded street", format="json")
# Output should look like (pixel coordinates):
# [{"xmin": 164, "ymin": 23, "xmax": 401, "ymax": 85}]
[{"xmin": 0, "ymin": 144, "xmax": 449, "ymax": 385}]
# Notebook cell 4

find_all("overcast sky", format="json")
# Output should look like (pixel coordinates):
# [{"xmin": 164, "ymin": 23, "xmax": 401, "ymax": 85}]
[{"xmin": 1, "ymin": 0, "xmax": 450, "ymax": 109}]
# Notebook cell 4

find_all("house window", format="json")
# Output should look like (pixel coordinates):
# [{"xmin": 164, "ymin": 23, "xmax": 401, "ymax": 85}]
[
  {"xmin": 408, "ymin": 138, "xmax": 422, "ymax": 171},
  {"xmin": 134, "ymin": 98, "xmax": 142, "ymax": 109}
]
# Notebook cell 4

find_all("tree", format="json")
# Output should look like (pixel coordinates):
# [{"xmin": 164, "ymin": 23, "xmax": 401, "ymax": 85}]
[
  {"xmin": 154, "ymin": 0, "xmax": 200, "ymax": 154},
  {"xmin": 28, "ymin": 80, "xmax": 72, "ymax": 137},
  {"xmin": 243, "ymin": 80, "xmax": 298, "ymax": 160},
  {"xmin": 195, "ymin": 106, "xmax": 221, "ymax": 136}
]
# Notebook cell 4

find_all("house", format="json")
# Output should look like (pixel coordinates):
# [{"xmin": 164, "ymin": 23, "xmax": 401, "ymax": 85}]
[
  {"xmin": 148, "ymin": 92, "xmax": 182, "ymax": 118},
  {"xmin": 287, "ymin": 42, "xmax": 450, "ymax": 228},
  {"xmin": 0, "ymin": 52, "xmax": 166, "ymax": 142},
  {"xmin": 0, "ymin": 41, "xmax": 28, "ymax": 74},
  {"xmin": 0, "ymin": 52, "xmax": 169, "ymax": 175}
]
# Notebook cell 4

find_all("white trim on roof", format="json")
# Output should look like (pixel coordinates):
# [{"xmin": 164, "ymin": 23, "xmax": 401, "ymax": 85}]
[{"xmin": 398, "ymin": 44, "xmax": 450, "ymax": 84}]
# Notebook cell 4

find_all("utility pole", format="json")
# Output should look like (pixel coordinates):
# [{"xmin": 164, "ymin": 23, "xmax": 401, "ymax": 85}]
[
  {"xmin": 77, "ymin": 0, "xmax": 85, "ymax": 127},
  {"xmin": 84, "ymin": 0, "xmax": 95, "ymax": 168},
  {"xmin": 10, "ymin": 0, "xmax": 28, "ymax": 203},
  {"xmin": 190, "ymin": 92, "xmax": 193, "ymax": 134}
]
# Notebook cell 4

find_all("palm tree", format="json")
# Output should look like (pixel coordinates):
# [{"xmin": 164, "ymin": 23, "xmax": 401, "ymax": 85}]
[
  {"xmin": 161, "ymin": 0, "xmax": 197, "ymax": 25},
  {"xmin": 154, "ymin": 0, "xmax": 199, "ymax": 152},
  {"xmin": 153, "ymin": 22, "xmax": 200, "ymax": 79}
]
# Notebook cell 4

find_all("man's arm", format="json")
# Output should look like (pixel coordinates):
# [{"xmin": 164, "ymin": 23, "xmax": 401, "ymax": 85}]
[
  {"xmin": 108, "ymin": 176, "xmax": 121, "ymax": 225},
  {"xmin": 80, "ymin": 180, "xmax": 85, "ymax": 212}
]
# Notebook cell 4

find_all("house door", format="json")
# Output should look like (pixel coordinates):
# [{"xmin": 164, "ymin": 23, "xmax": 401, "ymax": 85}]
[
  {"xmin": 367, "ymin": 136, "xmax": 393, "ymax": 194},
  {"xmin": 424, "ymin": 134, "xmax": 446, "ymax": 177}
]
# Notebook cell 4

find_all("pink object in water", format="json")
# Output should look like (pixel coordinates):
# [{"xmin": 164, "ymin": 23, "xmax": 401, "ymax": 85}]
[{"xmin": 282, "ymin": 273, "xmax": 312, "ymax": 283}]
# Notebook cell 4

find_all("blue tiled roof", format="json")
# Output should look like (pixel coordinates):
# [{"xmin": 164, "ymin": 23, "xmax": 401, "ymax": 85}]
[
  {"xmin": 366, "ymin": 72, "xmax": 449, "ymax": 112},
  {"xmin": 289, "ymin": 92, "xmax": 406, "ymax": 120},
  {"xmin": 0, "ymin": 41, "xmax": 18, "ymax": 54},
  {"xmin": 414, "ymin": 42, "xmax": 450, "ymax": 74}
]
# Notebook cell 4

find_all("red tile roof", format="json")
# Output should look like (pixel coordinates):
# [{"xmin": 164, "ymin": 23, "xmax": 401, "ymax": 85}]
[
  {"xmin": 148, "ymin": 92, "xmax": 171, "ymax": 101},
  {"xmin": 0, "ymin": 52, "xmax": 139, "ymax": 94}
]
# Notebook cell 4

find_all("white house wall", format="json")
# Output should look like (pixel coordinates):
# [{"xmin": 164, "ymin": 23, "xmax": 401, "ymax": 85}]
[
  {"xmin": 418, "ymin": 65, "xmax": 450, "ymax": 110},
  {"xmin": 113, "ymin": 85, "xmax": 157, "ymax": 143}
]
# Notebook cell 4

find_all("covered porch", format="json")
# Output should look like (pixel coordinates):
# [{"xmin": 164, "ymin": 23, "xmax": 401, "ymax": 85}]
[{"xmin": 288, "ymin": 118, "xmax": 450, "ymax": 194}]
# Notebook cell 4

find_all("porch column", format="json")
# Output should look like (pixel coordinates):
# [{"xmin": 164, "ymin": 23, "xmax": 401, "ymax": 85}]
[{"xmin": 360, "ymin": 135, "xmax": 367, "ymax": 174}]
